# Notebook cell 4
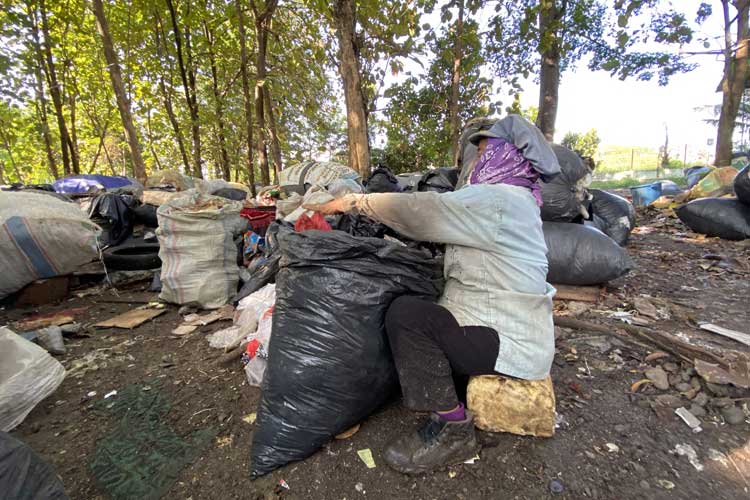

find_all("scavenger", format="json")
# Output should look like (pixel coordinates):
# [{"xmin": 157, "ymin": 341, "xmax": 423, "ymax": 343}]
[{"xmin": 306, "ymin": 114, "xmax": 560, "ymax": 474}]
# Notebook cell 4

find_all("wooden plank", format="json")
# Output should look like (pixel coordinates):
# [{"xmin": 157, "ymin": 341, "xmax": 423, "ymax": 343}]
[
  {"xmin": 94, "ymin": 308, "xmax": 166, "ymax": 329},
  {"xmin": 699, "ymin": 323, "xmax": 750, "ymax": 348},
  {"xmin": 552, "ymin": 284, "xmax": 603, "ymax": 303}
]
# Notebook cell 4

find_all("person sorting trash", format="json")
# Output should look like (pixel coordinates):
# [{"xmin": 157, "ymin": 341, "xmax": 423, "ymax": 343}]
[{"xmin": 306, "ymin": 114, "xmax": 561, "ymax": 474}]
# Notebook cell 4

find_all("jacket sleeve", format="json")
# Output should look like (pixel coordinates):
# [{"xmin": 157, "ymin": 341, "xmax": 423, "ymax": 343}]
[{"xmin": 341, "ymin": 191, "xmax": 497, "ymax": 250}]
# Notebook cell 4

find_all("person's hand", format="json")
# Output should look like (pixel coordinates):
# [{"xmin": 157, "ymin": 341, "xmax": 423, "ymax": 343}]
[{"xmin": 303, "ymin": 198, "xmax": 346, "ymax": 215}]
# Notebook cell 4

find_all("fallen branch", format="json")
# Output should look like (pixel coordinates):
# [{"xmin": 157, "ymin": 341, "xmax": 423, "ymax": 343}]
[{"xmin": 553, "ymin": 316, "xmax": 728, "ymax": 368}]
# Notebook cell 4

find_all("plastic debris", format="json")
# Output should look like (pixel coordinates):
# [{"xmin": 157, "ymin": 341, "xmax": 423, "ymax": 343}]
[
  {"xmin": 675, "ymin": 407, "xmax": 702, "ymax": 433},
  {"xmin": 674, "ymin": 444, "xmax": 704, "ymax": 472},
  {"xmin": 657, "ymin": 479, "xmax": 675, "ymax": 490},
  {"xmin": 355, "ymin": 482, "xmax": 364, "ymax": 493},
  {"xmin": 549, "ymin": 478, "xmax": 565, "ymax": 494},
  {"xmin": 104, "ymin": 390, "xmax": 118, "ymax": 399},
  {"xmin": 357, "ymin": 448, "xmax": 376, "ymax": 469},
  {"xmin": 605, "ymin": 443, "xmax": 620, "ymax": 453},
  {"xmin": 463, "ymin": 454, "xmax": 480, "ymax": 464},
  {"xmin": 279, "ymin": 479, "xmax": 290, "ymax": 491},
  {"xmin": 448, "ymin": 470, "xmax": 457, "ymax": 479},
  {"xmin": 242, "ymin": 413, "xmax": 257, "ymax": 425}
]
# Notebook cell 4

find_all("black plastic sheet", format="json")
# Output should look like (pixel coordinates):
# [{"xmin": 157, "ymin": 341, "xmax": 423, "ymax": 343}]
[
  {"xmin": 88, "ymin": 193, "xmax": 137, "ymax": 247},
  {"xmin": 250, "ymin": 226, "xmax": 443, "ymax": 476},
  {"xmin": 0, "ymin": 432, "xmax": 68, "ymax": 500}
]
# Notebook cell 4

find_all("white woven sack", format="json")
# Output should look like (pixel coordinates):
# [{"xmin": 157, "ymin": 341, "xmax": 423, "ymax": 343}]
[
  {"xmin": 156, "ymin": 191, "xmax": 246, "ymax": 309},
  {"xmin": 0, "ymin": 327, "xmax": 66, "ymax": 431}
]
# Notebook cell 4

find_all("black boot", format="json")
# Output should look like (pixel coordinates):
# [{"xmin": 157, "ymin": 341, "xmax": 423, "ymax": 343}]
[{"xmin": 383, "ymin": 411, "xmax": 479, "ymax": 474}]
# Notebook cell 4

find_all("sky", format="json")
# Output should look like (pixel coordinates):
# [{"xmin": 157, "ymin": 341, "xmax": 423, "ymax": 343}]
[{"xmin": 379, "ymin": 0, "xmax": 728, "ymax": 159}]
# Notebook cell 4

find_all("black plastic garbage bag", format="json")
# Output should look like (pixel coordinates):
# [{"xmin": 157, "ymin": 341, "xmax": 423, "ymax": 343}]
[
  {"xmin": 133, "ymin": 204, "xmax": 159, "ymax": 227},
  {"xmin": 332, "ymin": 213, "xmax": 389, "ymax": 238},
  {"xmin": 0, "ymin": 432, "xmax": 68, "ymax": 500},
  {"xmin": 366, "ymin": 166, "xmax": 402, "ymax": 193},
  {"xmin": 250, "ymin": 226, "xmax": 443, "ymax": 477},
  {"xmin": 212, "ymin": 187, "xmax": 248, "ymax": 201},
  {"xmin": 88, "ymin": 193, "xmax": 137, "ymax": 247},
  {"xmin": 417, "ymin": 167, "xmax": 460, "ymax": 193},
  {"xmin": 588, "ymin": 189, "xmax": 636, "ymax": 246},
  {"xmin": 676, "ymin": 198, "xmax": 750, "ymax": 240},
  {"xmin": 544, "ymin": 222, "xmax": 634, "ymax": 285},
  {"xmin": 734, "ymin": 165, "xmax": 750, "ymax": 205},
  {"xmin": 540, "ymin": 145, "xmax": 591, "ymax": 222}
]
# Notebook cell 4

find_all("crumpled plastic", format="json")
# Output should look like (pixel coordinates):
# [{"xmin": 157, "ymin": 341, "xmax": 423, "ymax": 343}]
[{"xmin": 294, "ymin": 212, "xmax": 332, "ymax": 232}]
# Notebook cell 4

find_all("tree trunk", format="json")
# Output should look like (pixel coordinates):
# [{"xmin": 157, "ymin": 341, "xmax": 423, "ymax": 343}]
[
  {"xmin": 536, "ymin": 0, "xmax": 561, "ymax": 141},
  {"xmin": 166, "ymin": 0, "xmax": 202, "ymax": 178},
  {"xmin": 449, "ymin": 0, "xmax": 464, "ymax": 167},
  {"xmin": 0, "ymin": 125, "xmax": 23, "ymax": 183},
  {"xmin": 264, "ymin": 85, "xmax": 283, "ymax": 182},
  {"xmin": 89, "ymin": 120, "xmax": 109, "ymax": 173},
  {"xmin": 30, "ymin": 12, "xmax": 59, "ymax": 179},
  {"xmin": 68, "ymin": 84, "xmax": 80, "ymax": 174},
  {"xmin": 237, "ymin": 0, "xmax": 256, "ymax": 195},
  {"xmin": 154, "ymin": 11, "xmax": 191, "ymax": 174},
  {"xmin": 203, "ymin": 15, "xmax": 232, "ymax": 181},
  {"xmin": 38, "ymin": 0, "xmax": 73, "ymax": 177},
  {"xmin": 715, "ymin": 0, "xmax": 750, "ymax": 166},
  {"xmin": 253, "ymin": 0, "xmax": 277, "ymax": 186},
  {"xmin": 92, "ymin": 0, "xmax": 148, "ymax": 184},
  {"xmin": 332, "ymin": 0, "xmax": 370, "ymax": 177}
]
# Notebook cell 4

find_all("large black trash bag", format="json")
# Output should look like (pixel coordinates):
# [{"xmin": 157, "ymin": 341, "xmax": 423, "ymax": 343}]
[
  {"xmin": 588, "ymin": 189, "xmax": 636, "ymax": 246},
  {"xmin": 365, "ymin": 166, "xmax": 402, "ymax": 193},
  {"xmin": 212, "ymin": 187, "xmax": 248, "ymax": 201},
  {"xmin": 735, "ymin": 165, "xmax": 750, "ymax": 204},
  {"xmin": 540, "ymin": 145, "xmax": 592, "ymax": 222},
  {"xmin": 133, "ymin": 204, "xmax": 159, "ymax": 227},
  {"xmin": 0, "ymin": 432, "xmax": 68, "ymax": 500},
  {"xmin": 544, "ymin": 222, "xmax": 634, "ymax": 285},
  {"xmin": 88, "ymin": 193, "xmax": 138, "ymax": 247},
  {"xmin": 250, "ymin": 226, "xmax": 443, "ymax": 477},
  {"xmin": 332, "ymin": 213, "xmax": 389, "ymax": 238},
  {"xmin": 676, "ymin": 198, "xmax": 750, "ymax": 240},
  {"xmin": 233, "ymin": 222, "xmax": 284, "ymax": 303},
  {"xmin": 417, "ymin": 167, "xmax": 460, "ymax": 193}
]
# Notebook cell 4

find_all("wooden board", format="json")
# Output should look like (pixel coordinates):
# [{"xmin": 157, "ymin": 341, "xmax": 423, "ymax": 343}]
[
  {"xmin": 552, "ymin": 284, "xmax": 604, "ymax": 303},
  {"xmin": 699, "ymin": 323, "xmax": 750, "ymax": 348},
  {"xmin": 94, "ymin": 308, "xmax": 166, "ymax": 329}
]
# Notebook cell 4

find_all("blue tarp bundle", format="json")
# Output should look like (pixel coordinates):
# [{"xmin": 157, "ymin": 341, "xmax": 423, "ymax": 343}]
[{"xmin": 52, "ymin": 174, "xmax": 134, "ymax": 194}]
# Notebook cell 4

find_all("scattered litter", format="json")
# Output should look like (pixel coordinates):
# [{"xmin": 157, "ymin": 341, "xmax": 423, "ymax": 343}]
[
  {"xmin": 279, "ymin": 479, "xmax": 290, "ymax": 490},
  {"xmin": 104, "ymin": 390, "xmax": 117, "ymax": 399},
  {"xmin": 605, "ymin": 443, "xmax": 620, "ymax": 453},
  {"xmin": 355, "ymin": 482, "xmax": 364, "ymax": 492},
  {"xmin": 242, "ymin": 413, "xmax": 257, "ymax": 425},
  {"xmin": 657, "ymin": 479, "xmax": 675, "ymax": 490},
  {"xmin": 549, "ymin": 478, "xmax": 565, "ymax": 494},
  {"xmin": 15, "ymin": 308, "xmax": 86, "ymax": 331},
  {"xmin": 216, "ymin": 435, "xmax": 233, "ymax": 448},
  {"xmin": 357, "ymin": 448, "xmax": 376, "ymax": 469},
  {"xmin": 94, "ymin": 306, "xmax": 166, "ymax": 329},
  {"xmin": 36, "ymin": 326, "xmax": 66, "ymax": 355},
  {"xmin": 171, "ymin": 324, "xmax": 199, "ymax": 336},
  {"xmin": 675, "ymin": 407, "xmax": 702, "ymax": 433},
  {"xmin": 87, "ymin": 391, "xmax": 97, "ymax": 398},
  {"xmin": 698, "ymin": 323, "xmax": 750, "ymax": 348},
  {"xmin": 464, "ymin": 454, "xmax": 480, "ymax": 464},
  {"xmin": 335, "ymin": 423, "xmax": 361, "ymax": 440},
  {"xmin": 674, "ymin": 444, "xmax": 704, "ymax": 471},
  {"xmin": 448, "ymin": 470, "xmax": 457, "ymax": 479}
]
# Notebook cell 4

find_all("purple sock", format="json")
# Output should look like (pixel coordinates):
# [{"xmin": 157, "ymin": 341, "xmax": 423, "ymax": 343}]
[{"xmin": 436, "ymin": 402, "xmax": 466, "ymax": 422}]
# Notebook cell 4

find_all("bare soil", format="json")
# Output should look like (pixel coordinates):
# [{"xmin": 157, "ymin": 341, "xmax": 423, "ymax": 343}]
[{"xmin": 6, "ymin": 204, "xmax": 750, "ymax": 500}]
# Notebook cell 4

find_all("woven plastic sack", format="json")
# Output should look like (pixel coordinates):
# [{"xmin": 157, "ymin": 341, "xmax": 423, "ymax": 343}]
[
  {"xmin": 0, "ymin": 191, "xmax": 100, "ymax": 299},
  {"xmin": 157, "ymin": 192, "xmax": 247, "ymax": 309},
  {"xmin": 686, "ymin": 166, "xmax": 737, "ymax": 200},
  {"xmin": 0, "ymin": 327, "xmax": 66, "ymax": 432}
]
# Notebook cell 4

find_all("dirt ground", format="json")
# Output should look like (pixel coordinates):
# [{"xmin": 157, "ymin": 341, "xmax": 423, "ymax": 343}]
[{"xmin": 6, "ymin": 203, "xmax": 750, "ymax": 500}]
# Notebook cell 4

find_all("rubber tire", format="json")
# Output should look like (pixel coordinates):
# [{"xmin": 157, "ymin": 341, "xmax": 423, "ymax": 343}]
[{"xmin": 103, "ymin": 243, "xmax": 161, "ymax": 270}]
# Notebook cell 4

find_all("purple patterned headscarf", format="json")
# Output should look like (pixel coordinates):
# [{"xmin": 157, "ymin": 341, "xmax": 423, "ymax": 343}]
[{"xmin": 469, "ymin": 138, "xmax": 542, "ymax": 206}]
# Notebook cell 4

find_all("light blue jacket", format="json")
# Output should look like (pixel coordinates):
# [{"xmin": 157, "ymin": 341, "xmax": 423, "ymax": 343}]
[{"xmin": 343, "ymin": 183, "xmax": 555, "ymax": 380}]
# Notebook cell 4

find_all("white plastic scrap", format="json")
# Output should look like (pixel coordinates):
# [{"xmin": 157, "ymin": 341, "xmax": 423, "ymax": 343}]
[
  {"xmin": 674, "ymin": 444, "xmax": 704, "ymax": 472},
  {"xmin": 675, "ymin": 407, "xmax": 703, "ymax": 433}
]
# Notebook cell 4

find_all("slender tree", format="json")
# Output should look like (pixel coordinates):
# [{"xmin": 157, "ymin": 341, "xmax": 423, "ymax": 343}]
[
  {"xmin": 237, "ymin": 0, "xmax": 257, "ymax": 194},
  {"xmin": 91, "ymin": 0, "xmax": 147, "ymax": 184}
]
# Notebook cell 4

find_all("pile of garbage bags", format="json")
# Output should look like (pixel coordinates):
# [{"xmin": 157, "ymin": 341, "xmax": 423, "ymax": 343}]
[{"xmin": 675, "ymin": 165, "xmax": 750, "ymax": 240}]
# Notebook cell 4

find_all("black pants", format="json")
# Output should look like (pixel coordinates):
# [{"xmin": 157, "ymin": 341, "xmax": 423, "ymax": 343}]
[{"xmin": 385, "ymin": 295, "xmax": 500, "ymax": 411}]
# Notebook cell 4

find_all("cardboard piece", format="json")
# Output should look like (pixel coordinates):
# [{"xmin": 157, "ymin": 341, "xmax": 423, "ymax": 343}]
[{"xmin": 95, "ymin": 308, "xmax": 166, "ymax": 329}]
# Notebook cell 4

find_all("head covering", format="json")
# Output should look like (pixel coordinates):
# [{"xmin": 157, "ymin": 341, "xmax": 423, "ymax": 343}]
[
  {"xmin": 468, "ymin": 128, "xmax": 502, "ymax": 145},
  {"xmin": 469, "ymin": 138, "xmax": 542, "ymax": 206}
]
